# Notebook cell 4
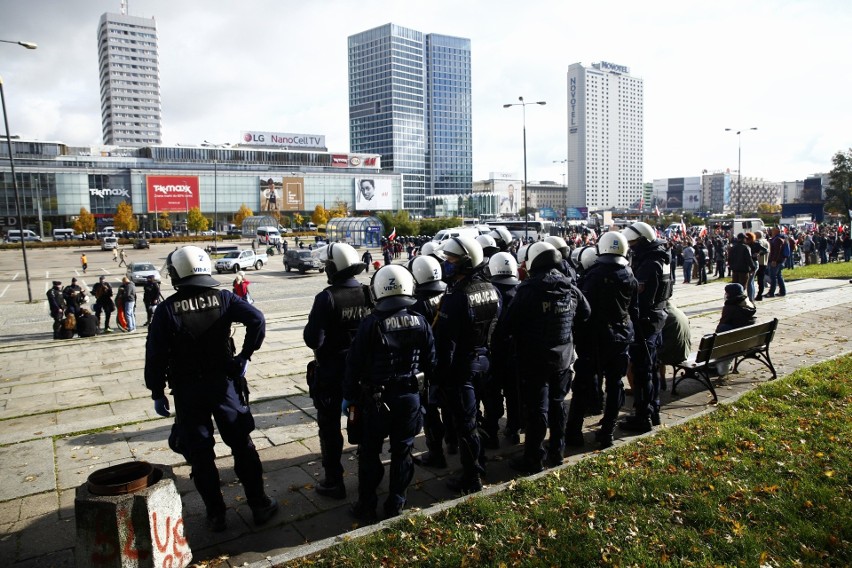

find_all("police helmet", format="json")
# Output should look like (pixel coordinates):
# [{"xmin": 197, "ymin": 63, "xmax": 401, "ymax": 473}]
[
  {"xmin": 543, "ymin": 235, "xmax": 570, "ymax": 259},
  {"xmin": 409, "ymin": 255, "xmax": 446, "ymax": 294},
  {"xmin": 488, "ymin": 252, "xmax": 519, "ymax": 285},
  {"xmin": 320, "ymin": 242, "xmax": 365, "ymax": 284},
  {"xmin": 476, "ymin": 234, "xmax": 499, "ymax": 258},
  {"xmin": 167, "ymin": 246, "xmax": 219, "ymax": 288},
  {"xmin": 439, "ymin": 236, "xmax": 484, "ymax": 274},
  {"xmin": 571, "ymin": 245, "xmax": 598, "ymax": 271},
  {"xmin": 597, "ymin": 232, "xmax": 629, "ymax": 259},
  {"xmin": 370, "ymin": 264, "xmax": 417, "ymax": 310},
  {"xmin": 419, "ymin": 241, "xmax": 440, "ymax": 257},
  {"xmin": 516, "ymin": 244, "xmax": 531, "ymax": 265},
  {"xmin": 622, "ymin": 221, "xmax": 656, "ymax": 244},
  {"xmin": 489, "ymin": 226, "xmax": 514, "ymax": 250},
  {"xmin": 526, "ymin": 241, "xmax": 562, "ymax": 273}
]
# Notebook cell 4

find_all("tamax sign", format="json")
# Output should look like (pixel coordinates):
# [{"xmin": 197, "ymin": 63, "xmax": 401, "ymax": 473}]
[
  {"xmin": 241, "ymin": 131, "xmax": 326, "ymax": 149},
  {"xmin": 146, "ymin": 175, "xmax": 200, "ymax": 213}
]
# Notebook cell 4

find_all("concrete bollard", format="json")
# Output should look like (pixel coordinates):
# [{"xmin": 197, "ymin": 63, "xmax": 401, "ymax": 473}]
[{"xmin": 75, "ymin": 462, "xmax": 192, "ymax": 568}]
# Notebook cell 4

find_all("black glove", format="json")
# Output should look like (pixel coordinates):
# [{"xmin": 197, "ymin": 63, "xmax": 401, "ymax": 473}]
[{"xmin": 154, "ymin": 397, "xmax": 170, "ymax": 417}]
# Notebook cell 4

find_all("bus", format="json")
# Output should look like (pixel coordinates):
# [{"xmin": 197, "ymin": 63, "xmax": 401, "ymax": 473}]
[{"xmin": 493, "ymin": 220, "xmax": 553, "ymax": 242}]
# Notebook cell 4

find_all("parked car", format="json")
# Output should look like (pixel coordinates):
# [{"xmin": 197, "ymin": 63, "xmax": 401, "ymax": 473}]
[
  {"xmin": 283, "ymin": 249, "xmax": 324, "ymax": 274},
  {"xmin": 126, "ymin": 262, "xmax": 162, "ymax": 284},
  {"xmin": 133, "ymin": 238, "xmax": 150, "ymax": 249},
  {"xmin": 101, "ymin": 236, "xmax": 119, "ymax": 250}
]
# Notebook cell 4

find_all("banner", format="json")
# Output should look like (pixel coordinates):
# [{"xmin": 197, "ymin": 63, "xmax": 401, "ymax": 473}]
[
  {"xmin": 146, "ymin": 175, "xmax": 199, "ymax": 213},
  {"xmin": 355, "ymin": 178, "xmax": 392, "ymax": 211},
  {"xmin": 259, "ymin": 177, "xmax": 282, "ymax": 212},
  {"xmin": 282, "ymin": 177, "xmax": 305, "ymax": 211}
]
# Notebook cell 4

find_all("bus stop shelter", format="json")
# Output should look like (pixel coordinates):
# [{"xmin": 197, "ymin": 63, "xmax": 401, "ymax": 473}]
[{"xmin": 325, "ymin": 216, "xmax": 382, "ymax": 247}]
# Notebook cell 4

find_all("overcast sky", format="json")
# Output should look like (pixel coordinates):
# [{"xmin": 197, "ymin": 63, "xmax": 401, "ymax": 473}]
[{"xmin": 2, "ymin": 0, "xmax": 850, "ymax": 185}]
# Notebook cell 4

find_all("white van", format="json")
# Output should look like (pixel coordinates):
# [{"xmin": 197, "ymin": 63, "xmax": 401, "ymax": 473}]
[
  {"xmin": 732, "ymin": 218, "xmax": 765, "ymax": 236},
  {"xmin": 256, "ymin": 226, "xmax": 281, "ymax": 244},
  {"xmin": 431, "ymin": 227, "xmax": 482, "ymax": 243},
  {"xmin": 5, "ymin": 229, "xmax": 41, "ymax": 243},
  {"xmin": 53, "ymin": 228, "xmax": 76, "ymax": 241},
  {"xmin": 101, "ymin": 236, "xmax": 119, "ymax": 250}
]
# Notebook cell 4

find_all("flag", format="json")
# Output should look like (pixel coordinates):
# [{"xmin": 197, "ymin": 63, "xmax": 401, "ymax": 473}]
[
  {"xmin": 654, "ymin": 204, "xmax": 661, "ymax": 217},
  {"xmin": 680, "ymin": 219, "xmax": 687, "ymax": 235},
  {"xmin": 699, "ymin": 227, "xmax": 707, "ymax": 239},
  {"xmin": 638, "ymin": 196, "xmax": 645, "ymax": 212},
  {"xmin": 388, "ymin": 227, "xmax": 396, "ymax": 241}
]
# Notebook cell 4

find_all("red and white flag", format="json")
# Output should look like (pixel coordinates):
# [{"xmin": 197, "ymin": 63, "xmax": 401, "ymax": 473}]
[
  {"xmin": 699, "ymin": 227, "xmax": 707, "ymax": 239},
  {"xmin": 654, "ymin": 204, "xmax": 661, "ymax": 217},
  {"xmin": 388, "ymin": 227, "xmax": 397, "ymax": 241},
  {"xmin": 680, "ymin": 219, "xmax": 687, "ymax": 235}
]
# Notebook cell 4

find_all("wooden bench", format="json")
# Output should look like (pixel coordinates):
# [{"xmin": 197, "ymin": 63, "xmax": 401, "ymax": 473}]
[{"xmin": 672, "ymin": 318, "xmax": 778, "ymax": 404}]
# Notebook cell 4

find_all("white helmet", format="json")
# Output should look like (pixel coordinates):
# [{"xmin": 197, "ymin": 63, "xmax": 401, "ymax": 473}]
[
  {"xmin": 526, "ymin": 241, "xmax": 562, "ymax": 273},
  {"xmin": 488, "ymin": 252, "xmax": 519, "ymax": 285},
  {"xmin": 370, "ymin": 264, "xmax": 416, "ymax": 310},
  {"xmin": 489, "ymin": 226, "xmax": 514, "ymax": 250},
  {"xmin": 571, "ymin": 245, "xmax": 598, "ymax": 272},
  {"xmin": 597, "ymin": 232, "xmax": 629, "ymax": 257},
  {"xmin": 476, "ymin": 234, "xmax": 499, "ymax": 257},
  {"xmin": 319, "ymin": 242, "xmax": 365, "ymax": 283},
  {"xmin": 622, "ymin": 221, "xmax": 656, "ymax": 244},
  {"xmin": 420, "ymin": 241, "xmax": 440, "ymax": 257},
  {"xmin": 409, "ymin": 255, "xmax": 446, "ymax": 294},
  {"xmin": 544, "ymin": 235, "xmax": 570, "ymax": 258},
  {"xmin": 516, "ymin": 244, "xmax": 531, "ymax": 265},
  {"xmin": 438, "ymin": 236, "xmax": 484, "ymax": 274},
  {"xmin": 167, "ymin": 246, "xmax": 218, "ymax": 287}
]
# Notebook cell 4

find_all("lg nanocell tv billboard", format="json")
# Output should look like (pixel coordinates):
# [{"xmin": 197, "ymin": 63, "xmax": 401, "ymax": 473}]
[{"xmin": 146, "ymin": 175, "xmax": 200, "ymax": 213}]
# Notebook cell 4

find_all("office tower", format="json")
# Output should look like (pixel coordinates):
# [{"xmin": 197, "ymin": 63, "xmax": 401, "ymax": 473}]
[
  {"xmin": 348, "ymin": 23, "xmax": 472, "ymax": 211},
  {"xmin": 566, "ymin": 61, "xmax": 643, "ymax": 210},
  {"xmin": 97, "ymin": 12, "xmax": 162, "ymax": 147}
]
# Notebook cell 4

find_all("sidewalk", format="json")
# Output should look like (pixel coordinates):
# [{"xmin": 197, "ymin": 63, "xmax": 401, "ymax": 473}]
[{"xmin": 1, "ymin": 277, "xmax": 851, "ymax": 567}]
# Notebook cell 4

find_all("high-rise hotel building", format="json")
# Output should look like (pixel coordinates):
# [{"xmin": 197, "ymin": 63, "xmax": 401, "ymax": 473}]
[
  {"xmin": 348, "ymin": 24, "xmax": 472, "ymax": 211},
  {"xmin": 566, "ymin": 61, "xmax": 643, "ymax": 210},
  {"xmin": 97, "ymin": 12, "xmax": 162, "ymax": 147}
]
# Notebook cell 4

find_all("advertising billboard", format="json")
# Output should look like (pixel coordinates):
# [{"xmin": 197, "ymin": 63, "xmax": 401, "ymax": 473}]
[
  {"xmin": 259, "ymin": 177, "xmax": 282, "ymax": 212},
  {"xmin": 241, "ymin": 131, "xmax": 326, "ymax": 149},
  {"xmin": 282, "ymin": 177, "xmax": 304, "ymax": 211},
  {"xmin": 495, "ymin": 179, "xmax": 520, "ymax": 214},
  {"xmin": 146, "ymin": 175, "xmax": 199, "ymax": 213},
  {"xmin": 355, "ymin": 178, "xmax": 392, "ymax": 211}
]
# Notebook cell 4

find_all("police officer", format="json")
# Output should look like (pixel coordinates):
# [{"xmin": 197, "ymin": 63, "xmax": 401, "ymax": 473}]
[
  {"xmin": 145, "ymin": 246, "xmax": 277, "ymax": 533},
  {"xmin": 565, "ymin": 232, "xmax": 638, "ymax": 449},
  {"xmin": 62, "ymin": 278, "xmax": 85, "ymax": 317},
  {"xmin": 484, "ymin": 251, "xmax": 522, "ymax": 446},
  {"xmin": 408, "ymin": 255, "xmax": 455, "ymax": 468},
  {"xmin": 434, "ymin": 236, "xmax": 500, "ymax": 494},
  {"xmin": 47, "ymin": 281, "xmax": 66, "ymax": 339},
  {"xmin": 343, "ymin": 265, "xmax": 435, "ymax": 522},
  {"xmin": 489, "ymin": 226, "xmax": 515, "ymax": 255},
  {"xmin": 621, "ymin": 221, "xmax": 672, "ymax": 432},
  {"xmin": 303, "ymin": 243, "xmax": 371, "ymax": 499},
  {"xmin": 142, "ymin": 274, "xmax": 162, "ymax": 326},
  {"xmin": 544, "ymin": 235, "xmax": 578, "ymax": 284},
  {"xmin": 505, "ymin": 242, "xmax": 590, "ymax": 473}
]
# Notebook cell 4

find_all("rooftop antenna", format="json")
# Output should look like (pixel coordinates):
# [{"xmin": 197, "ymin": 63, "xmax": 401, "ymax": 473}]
[{"xmin": 121, "ymin": 0, "xmax": 127, "ymax": 15}]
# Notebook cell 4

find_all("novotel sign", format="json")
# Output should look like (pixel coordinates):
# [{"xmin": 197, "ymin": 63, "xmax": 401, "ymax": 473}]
[
  {"xmin": 597, "ymin": 61, "xmax": 630, "ymax": 74},
  {"xmin": 241, "ymin": 131, "xmax": 326, "ymax": 149}
]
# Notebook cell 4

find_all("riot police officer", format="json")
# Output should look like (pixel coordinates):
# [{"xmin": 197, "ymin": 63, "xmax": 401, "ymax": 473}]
[
  {"xmin": 408, "ymin": 255, "xmax": 455, "ymax": 468},
  {"xmin": 303, "ymin": 243, "xmax": 371, "ymax": 499},
  {"xmin": 343, "ymin": 265, "xmax": 435, "ymax": 522},
  {"xmin": 145, "ymin": 246, "xmax": 277, "ymax": 532},
  {"xmin": 434, "ymin": 236, "xmax": 500, "ymax": 494},
  {"xmin": 504, "ymin": 242, "xmax": 590, "ymax": 473},
  {"xmin": 621, "ymin": 221, "xmax": 672, "ymax": 432},
  {"xmin": 544, "ymin": 235, "xmax": 578, "ymax": 284},
  {"xmin": 565, "ymin": 232, "xmax": 638, "ymax": 449}
]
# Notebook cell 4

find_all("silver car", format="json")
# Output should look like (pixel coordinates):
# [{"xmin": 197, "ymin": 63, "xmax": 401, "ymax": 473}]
[{"xmin": 126, "ymin": 262, "xmax": 162, "ymax": 284}]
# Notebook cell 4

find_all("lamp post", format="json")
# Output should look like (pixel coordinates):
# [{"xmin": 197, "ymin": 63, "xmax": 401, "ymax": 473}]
[
  {"xmin": 504, "ymin": 96, "xmax": 546, "ymax": 242},
  {"xmin": 1, "ymin": 39, "xmax": 37, "ymax": 303},
  {"xmin": 553, "ymin": 159, "xmax": 567, "ymax": 186},
  {"xmin": 725, "ymin": 127, "xmax": 758, "ymax": 216},
  {"xmin": 204, "ymin": 141, "xmax": 230, "ymax": 248}
]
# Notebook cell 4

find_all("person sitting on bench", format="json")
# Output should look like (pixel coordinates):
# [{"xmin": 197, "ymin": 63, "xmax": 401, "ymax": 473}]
[{"xmin": 714, "ymin": 283, "xmax": 757, "ymax": 374}]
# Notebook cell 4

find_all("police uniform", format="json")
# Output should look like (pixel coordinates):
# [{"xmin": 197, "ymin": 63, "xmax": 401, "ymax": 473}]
[
  {"xmin": 482, "ymin": 276, "xmax": 520, "ymax": 446},
  {"xmin": 303, "ymin": 277, "xmax": 371, "ymax": 496},
  {"xmin": 625, "ymin": 238, "xmax": 672, "ymax": 430},
  {"xmin": 145, "ymin": 277, "xmax": 274, "ymax": 529},
  {"xmin": 566, "ymin": 256, "xmax": 638, "ymax": 448},
  {"xmin": 343, "ymin": 299, "xmax": 434, "ymax": 520},
  {"xmin": 434, "ymin": 271, "xmax": 500, "ymax": 492},
  {"xmin": 47, "ymin": 281, "xmax": 66, "ymax": 339},
  {"xmin": 504, "ymin": 260, "xmax": 590, "ymax": 471}
]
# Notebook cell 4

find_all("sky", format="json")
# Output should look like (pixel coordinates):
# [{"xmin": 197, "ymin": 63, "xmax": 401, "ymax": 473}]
[{"xmin": 1, "ymin": 0, "xmax": 851, "ymax": 185}]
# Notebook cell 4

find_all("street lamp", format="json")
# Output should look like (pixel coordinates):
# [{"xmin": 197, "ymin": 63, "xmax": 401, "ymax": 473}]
[
  {"xmin": 725, "ymin": 127, "xmax": 758, "ymax": 216},
  {"xmin": 504, "ymin": 96, "xmax": 546, "ymax": 242},
  {"xmin": 553, "ymin": 159, "xmax": 567, "ymax": 186},
  {"xmin": 204, "ymin": 140, "xmax": 230, "ymax": 248},
  {"xmin": 1, "ymin": 39, "xmax": 37, "ymax": 303}
]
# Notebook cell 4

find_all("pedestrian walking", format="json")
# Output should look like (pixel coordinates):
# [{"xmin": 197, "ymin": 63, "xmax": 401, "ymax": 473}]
[
  {"xmin": 112, "ymin": 247, "xmax": 118, "ymax": 263},
  {"xmin": 80, "ymin": 253, "xmax": 88, "ymax": 274},
  {"xmin": 145, "ymin": 246, "xmax": 278, "ymax": 533},
  {"xmin": 142, "ymin": 275, "xmax": 162, "ymax": 326},
  {"xmin": 118, "ymin": 248, "xmax": 128, "ymax": 267},
  {"xmin": 361, "ymin": 249, "xmax": 373, "ymax": 272}
]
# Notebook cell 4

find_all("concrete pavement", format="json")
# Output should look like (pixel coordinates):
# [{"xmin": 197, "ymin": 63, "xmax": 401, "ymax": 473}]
[{"xmin": 0, "ymin": 263, "xmax": 850, "ymax": 566}]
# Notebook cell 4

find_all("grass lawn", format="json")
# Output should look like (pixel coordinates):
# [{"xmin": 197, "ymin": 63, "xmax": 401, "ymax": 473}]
[
  {"xmin": 289, "ymin": 354, "xmax": 852, "ymax": 567},
  {"xmin": 782, "ymin": 262, "xmax": 852, "ymax": 281}
]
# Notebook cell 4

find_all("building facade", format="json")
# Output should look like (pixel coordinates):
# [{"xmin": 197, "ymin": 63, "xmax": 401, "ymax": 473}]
[
  {"xmin": 566, "ymin": 61, "xmax": 643, "ymax": 211},
  {"xmin": 348, "ymin": 23, "xmax": 472, "ymax": 213},
  {"xmin": 97, "ymin": 12, "xmax": 162, "ymax": 147}
]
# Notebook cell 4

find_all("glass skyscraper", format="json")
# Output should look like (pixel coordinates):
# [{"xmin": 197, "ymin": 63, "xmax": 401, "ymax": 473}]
[{"xmin": 348, "ymin": 24, "xmax": 472, "ymax": 212}]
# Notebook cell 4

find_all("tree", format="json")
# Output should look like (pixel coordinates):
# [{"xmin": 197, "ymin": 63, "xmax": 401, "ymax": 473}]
[
  {"xmin": 187, "ymin": 207, "xmax": 209, "ymax": 234},
  {"xmin": 328, "ymin": 200, "xmax": 349, "ymax": 220},
  {"xmin": 234, "ymin": 204, "xmax": 253, "ymax": 228},
  {"xmin": 113, "ymin": 201, "xmax": 137, "ymax": 231},
  {"xmin": 312, "ymin": 204, "xmax": 329, "ymax": 226},
  {"xmin": 73, "ymin": 208, "xmax": 95, "ymax": 235},
  {"xmin": 377, "ymin": 210, "xmax": 418, "ymax": 237},
  {"xmin": 827, "ymin": 149, "xmax": 852, "ymax": 225},
  {"xmin": 293, "ymin": 213, "xmax": 304, "ymax": 228},
  {"xmin": 157, "ymin": 212, "xmax": 172, "ymax": 230}
]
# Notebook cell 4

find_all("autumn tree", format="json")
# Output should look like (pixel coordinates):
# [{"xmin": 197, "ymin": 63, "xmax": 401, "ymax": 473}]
[
  {"xmin": 234, "ymin": 204, "xmax": 253, "ymax": 228},
  {"xmin": 312, "ymin": 204, "xmax": 329, "ymax": 226},
  {"xmin": 293, "ymin": 213, "xmax": 304, "ymax": 228},
  {"xmin": 113, "ymin": 201, "xmax": 137, "ymax": 231},
  {"xmin": 827, "ymin": 149, "xmax": 852, "ymax": 225},
  {"xmin": 157, "ymin": 212, "xmax": 172, "ymax": 230},
  {"xmin": 187, "ymin": 207, "xmax": 209, "ymax": 234},
  {"xmin": 73, "ymin": 208, "xmax": 95, "ymax": 235},
  {"xmin": 328, "ymin": 200, "xmax": 349, "ymax": 220},
  {"xmin": 377, "ymin": 210, "xmax": 418, "ymax": 237}
]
